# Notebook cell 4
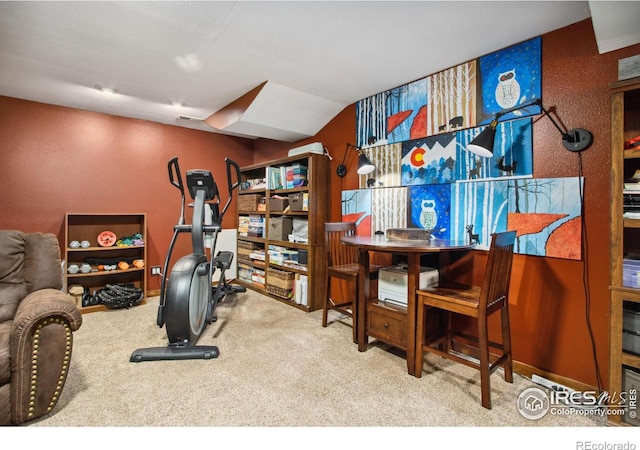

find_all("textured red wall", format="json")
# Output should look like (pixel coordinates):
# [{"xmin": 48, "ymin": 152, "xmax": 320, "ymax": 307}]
[{"xmin": 0, "ymin": 97, "xmax": 255, "ymax": 292}]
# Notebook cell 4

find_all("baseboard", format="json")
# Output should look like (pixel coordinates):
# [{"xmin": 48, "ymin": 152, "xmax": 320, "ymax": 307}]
[{"xmin": 513, "ymin": 360, "xmax": 598, "ymax": 393}]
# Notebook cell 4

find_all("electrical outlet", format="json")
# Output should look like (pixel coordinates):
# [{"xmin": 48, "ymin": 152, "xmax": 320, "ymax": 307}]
[{"xmin": 151, "ymin": 266, "xmax": 161, "ymax": 276}]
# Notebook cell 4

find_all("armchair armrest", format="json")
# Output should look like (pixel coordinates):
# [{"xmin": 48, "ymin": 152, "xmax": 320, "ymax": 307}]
[{"xmin": 10, "ymin": 289, "xmax": 82, "ymax": 424}]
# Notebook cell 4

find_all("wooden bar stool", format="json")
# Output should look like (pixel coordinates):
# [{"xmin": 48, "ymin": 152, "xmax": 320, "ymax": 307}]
[
  {"xmin": 323, "ymin": 222, "xmax": 379, "ymax": 342},
  {"xmin": 414, "ymin": 231, "xmax": 516, "ymax": 409}
]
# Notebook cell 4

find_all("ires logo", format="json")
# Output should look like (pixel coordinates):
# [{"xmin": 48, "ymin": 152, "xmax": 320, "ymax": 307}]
[{"xmin": 517, "ymin": 387, "xmax": 636, "ymax": 420}]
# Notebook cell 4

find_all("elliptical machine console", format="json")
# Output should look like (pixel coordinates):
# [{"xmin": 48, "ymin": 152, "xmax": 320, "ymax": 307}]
[{"xmin": 130, "ymin": 157, "xmax": 245, "ymax": 362}]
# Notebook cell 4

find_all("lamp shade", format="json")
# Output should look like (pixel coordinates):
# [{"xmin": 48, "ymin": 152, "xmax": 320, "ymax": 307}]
[
  {"xmin": 357, "ymin": 153, "xmax": 375, "ymax": 175},
  {"xmin": 467, "ymin": 124, "xmax": 497, "ymax": 158}
]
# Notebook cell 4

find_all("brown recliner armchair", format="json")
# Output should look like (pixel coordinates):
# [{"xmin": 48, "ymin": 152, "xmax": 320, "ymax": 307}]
[{"xmin": 0, "ymin": 230, "xmax": 82, "ymax": 425}]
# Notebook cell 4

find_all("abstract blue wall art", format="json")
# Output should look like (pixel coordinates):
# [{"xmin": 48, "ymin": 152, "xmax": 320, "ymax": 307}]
[
  {"xmin": 408, "ymin": 184, "xmax": 451, "ymax": 239},
  {"xmin": 455, "ymin": 117, "xmax": 533, "ymax": 181},
  {"xmin": 450, "ymin": 180, "xmax": 509, "ymax": 250},
  {"xmin": 477, "ymin": 37, "xmax": 541, "ymax": 125},
  {"xmin": 386, "ymin": 77, "xmax": 428, "ymax": 144}
]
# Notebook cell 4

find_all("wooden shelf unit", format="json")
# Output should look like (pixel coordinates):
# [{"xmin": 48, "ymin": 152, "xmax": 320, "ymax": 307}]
[
  {"xmin": 235, "ymin": 153, "xmax": 329, "ymax": 312},
  {"xmin": 64, "ymin": 213, "xmax": 147, "ymax": 313},
  {"xmin": 609, "ymin": 77, "xmax": 640, "ymax": 426}
]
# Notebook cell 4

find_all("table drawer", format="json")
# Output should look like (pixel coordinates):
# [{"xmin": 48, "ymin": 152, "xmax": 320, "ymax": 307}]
[{"xmin": 367, "ymin": 305, "xmax": 406, "ymax": 350}]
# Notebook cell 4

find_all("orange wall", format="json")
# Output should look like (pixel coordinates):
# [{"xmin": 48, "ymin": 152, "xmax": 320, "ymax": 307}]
[
  {"xmin": 0, "ymin": 98, "xmax": 255, "ymax": 292},
  {"xmin": 2, "ymin": 19, "xmax": 640, "ymax": 388}
]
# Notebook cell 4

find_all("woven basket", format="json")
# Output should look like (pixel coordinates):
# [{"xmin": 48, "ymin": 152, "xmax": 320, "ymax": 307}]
[
  {"xmin": 266, "ymin": 284, "xmax": 293, "ymax": 299},
  {"xmin": 238, "ymin": 194, "xmax": 259, "ymax": 211},
  {"xmin": 237, "ymin": 246, "xmax": 254, "ymax": 257},
  {"xmin": 267, "ymin": 268, "xmax": 295, "ymax": 289}
]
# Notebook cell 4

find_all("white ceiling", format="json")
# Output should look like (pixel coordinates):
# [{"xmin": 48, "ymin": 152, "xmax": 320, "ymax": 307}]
[{"xmin": 0, "ymin": 1, "xmax": 638, "ymax": 141}]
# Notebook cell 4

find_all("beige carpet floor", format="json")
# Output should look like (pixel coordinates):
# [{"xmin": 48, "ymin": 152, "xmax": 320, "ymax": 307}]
[{"xmin": 24, "ymin": 290, "xmax": 608, "ymax": 429}]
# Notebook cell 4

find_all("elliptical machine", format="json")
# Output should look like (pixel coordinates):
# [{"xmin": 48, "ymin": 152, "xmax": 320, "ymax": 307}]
[{"xmin": 130, "ymin": 156, "xmax": 245, "ymax": 362}]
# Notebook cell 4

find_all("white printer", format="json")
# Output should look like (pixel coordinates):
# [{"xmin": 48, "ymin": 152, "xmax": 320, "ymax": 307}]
[{"xmin": 378, "ymin": 264, "xmax": 439, "ymax": 307}]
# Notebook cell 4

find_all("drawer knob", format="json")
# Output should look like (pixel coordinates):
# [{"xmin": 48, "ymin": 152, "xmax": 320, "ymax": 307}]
[{"xmin": 384, "ymin": 322, "xmax": 389, "ymax": 328}]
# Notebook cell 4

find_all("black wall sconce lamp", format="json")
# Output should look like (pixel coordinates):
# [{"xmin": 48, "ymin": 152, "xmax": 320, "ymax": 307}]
[
  {"xmin": 466, "ymin": 98, "xmax": 593, "ymax": 157},
  {"xmin": 336, "ymin": 143, "xmax": 375, "ymax": 177}
]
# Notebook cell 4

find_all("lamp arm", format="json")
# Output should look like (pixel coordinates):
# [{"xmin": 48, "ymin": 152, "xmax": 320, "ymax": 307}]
[
  {"xmin": 340, "ymin": 143, "xmax": 354, "ymax": 167},
  {"xmin": 537, "ymin": 104, "xmax": 572, "ymax": 139},
  {"xmin": 337, "ymin": 143, "xmax": 358, "ymax": 177},
  {"xmin": 495, "ymin": 98, "xmax": 592, "ymax": 152},
  {"xmin": 469, "ymin": 98, "xmax": 593, "ymax": 155},
  {"xmin": 494, "ymin": 98, "xmax": 542, "ymax": 119},
  {"xmin": 496, "ymin": 98, "xmax": 569, "ymax": 139}
]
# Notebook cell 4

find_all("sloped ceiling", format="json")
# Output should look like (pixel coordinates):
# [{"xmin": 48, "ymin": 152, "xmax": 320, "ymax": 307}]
[{"xmin": 0, "ymin": 1, "xmax": 637, "ymax": 142}]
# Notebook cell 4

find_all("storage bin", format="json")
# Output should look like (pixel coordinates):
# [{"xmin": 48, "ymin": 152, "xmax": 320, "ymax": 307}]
[
  {"xmin": 268, "ymin": 217, "xmax": 293, "ymax": 241},
  {"xmin": 623, "ymin": 330, "xmax": 640, "ymax": 356},
  {"xmin": 266, "ymin": 284, "xmax": 294, "ymax": 299},
  {"xmin": 623, "ymin": 259, "xmax": 640, "ymax": 288},
  {"xmin": 289, "ymin": 192, "xmax": 308, "ymax": 211},
  {"xmin": 269, "ymin": 197, "xmax": 289, "ymax": 211},
  {"xmin": 266, "ymin": 268, "xmax": 295, "ymax": 299},
  {"xmin": 238, "ymin": 194, "xmax": 260, "ymax": 211},
  {"xmin": 624, "ymin": 303, "xmax": 640, "ymax": 333},
  {"xmin": 237, "ymin": 240, "xmax": 258, "ymax": 258}
]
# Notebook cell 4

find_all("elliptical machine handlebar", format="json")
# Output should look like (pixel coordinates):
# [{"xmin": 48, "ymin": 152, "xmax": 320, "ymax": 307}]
[
  {"xmin": 167, "ymin": 157, "xmax": 186, "ymax": 226},
  {"xmin": 219, "ymin": 157, "xmax": 242, "ymax": 220}
]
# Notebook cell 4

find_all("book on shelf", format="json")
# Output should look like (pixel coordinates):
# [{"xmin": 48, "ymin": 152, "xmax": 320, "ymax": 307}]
[
  {"xmin": 267, "ymin": 167, "xmax": 283, "ymax": 190},
  {"xmin": 283, "ymin": 261, "xmax": 308, "ymax": 272},
  {"xmin": 294, "ymin": 274, "xmax": 308, "ymax": 306},
  {"xmin": 624, "ymin": 183, "xmax": 640, "ymax": 191}
]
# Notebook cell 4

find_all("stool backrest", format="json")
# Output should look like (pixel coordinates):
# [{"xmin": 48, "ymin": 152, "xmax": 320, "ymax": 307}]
[
  {"xmin": 480, "ymin": 231, "xmax": 517, "ymax": 314},
  {"xmin": 325, "ymin": 222, "xmax": 358, "ymax": 267}
]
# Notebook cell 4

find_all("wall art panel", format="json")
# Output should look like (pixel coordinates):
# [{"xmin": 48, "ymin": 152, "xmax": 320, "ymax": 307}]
[
  {"xmin": 401, "ymin": 134, "xmax": 456, "ymax": 186},
  {"xmin": 341, "ymin": 189, "xmax": 372, "ymax": 236},
  {"xmin": 477, "ymin": 37, "xmax": 542, "ymax": 125},
  {"xmin": 358, "ymin": 143, "xmax": 402, "ymax": 189},
  {"xmin": 428, "ymin": 61, "xmax": 476, "ymax": 135},
  {"xmin": 407, "ymin": 184, "xmax": 451, "ymax": 239},
  {"xmin": 386, "ymin": 77, "xmax": 429, "ymax": 144},
  {"xmin": 371, "ymin": 187, "xmax": 407, "ymax": 235},
  {"xmin": 356, "ymin": 92, "xmax": 387, "ymax": 148},
  {"xmin": 507, "ymin": 177, "xmax": 583, "ymax": 260},
  {"xmin": 450, "ymin": 180, "xmax": 509, "ymax": 250},
  {"xmin": 455, "ymin": 117, "xmax": 533, "ymax": 181}
]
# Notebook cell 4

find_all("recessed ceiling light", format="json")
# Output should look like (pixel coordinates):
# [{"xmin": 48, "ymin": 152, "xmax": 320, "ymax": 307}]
[
  {"xmin": 169, "ymin": 101, "xmax": 186, "ymax": 108},
  {"xmin": 176, "ymin": 115, "xmax": 204, "ymax": 121},
  {"xmin": 95, "ymin": 85, "xmax": 118, "ymax": 95}
]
